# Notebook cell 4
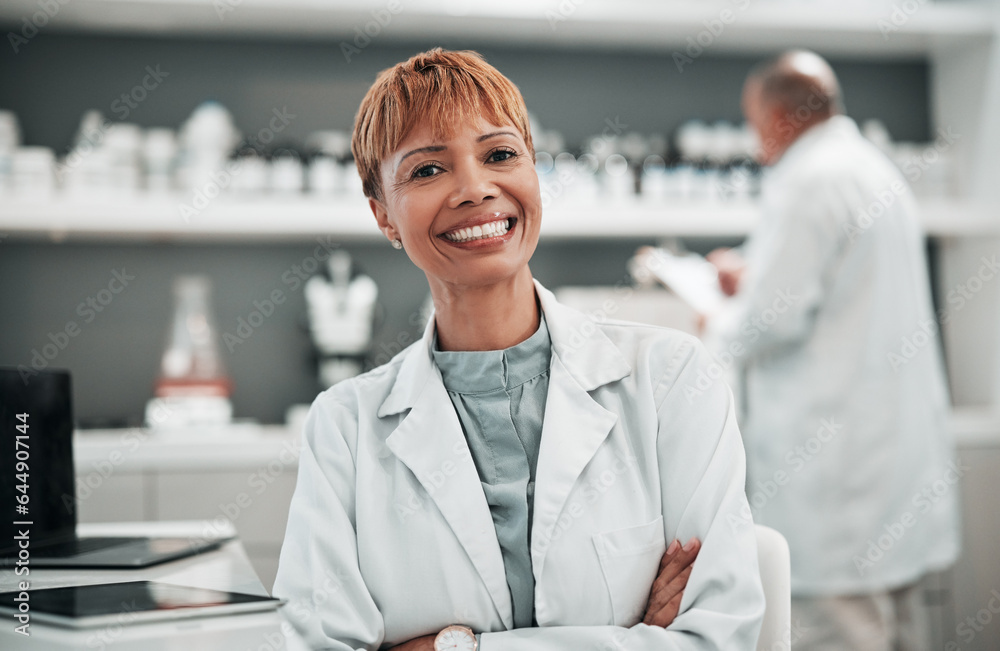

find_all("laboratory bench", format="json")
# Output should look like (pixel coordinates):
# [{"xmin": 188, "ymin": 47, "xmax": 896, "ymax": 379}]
[
  {"xmin": 71, "ymin": 425, "xmax": 300, "ymax": 595},
  {"xmin": 0, "ymin": 520, "xmax": 309, "ymax": 650}
]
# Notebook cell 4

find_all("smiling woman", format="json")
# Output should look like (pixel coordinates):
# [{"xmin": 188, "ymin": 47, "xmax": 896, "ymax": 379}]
[
  {"xmin": 355, "ymin": 49, "xmax": 542, "ymax": 353},
  {"xmin": 272, "ymin": 48, "xmax": 765, "ymax": 651}
]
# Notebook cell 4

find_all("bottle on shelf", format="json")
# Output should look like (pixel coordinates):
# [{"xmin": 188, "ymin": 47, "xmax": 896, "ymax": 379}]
[
  {"xmin": 269, "ymin": 147, "xmax": 305, "ymax": 195},
  {"xmin": 147, "ymin": 275, "xmax": 233, "ymax": 430},
  {"xmin": 0, "ymin": 110, "xmax": 21, "ymax": 194},
  {"xmin": 143, "ymin": 127, "xmax": 178, "ymax": 194}
]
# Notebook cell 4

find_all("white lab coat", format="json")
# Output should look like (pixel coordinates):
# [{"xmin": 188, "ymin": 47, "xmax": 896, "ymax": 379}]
[
  {"xmin": 708, "ymin": 116, "xmax": 960, "ymax": 596},
  {"xmin": 273, "ymin": 280, "xmax": 764, "ymax": 650}
]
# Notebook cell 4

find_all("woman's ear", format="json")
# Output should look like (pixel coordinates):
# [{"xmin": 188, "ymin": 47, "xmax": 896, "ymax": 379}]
[{"xmin": 369, "ymin": 197, "xmax": 397, "ymax": 242}]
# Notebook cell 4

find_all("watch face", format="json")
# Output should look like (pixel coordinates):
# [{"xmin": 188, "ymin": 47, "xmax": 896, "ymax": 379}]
[{"xmin": 435, "ymin": 626, "xmax": 476, "ymax": 651}]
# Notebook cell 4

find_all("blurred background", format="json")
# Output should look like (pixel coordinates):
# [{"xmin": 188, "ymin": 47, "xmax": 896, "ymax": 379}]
[{"xmin": 0, "ymin": 1, "xmax": 998, "ymax": 647}]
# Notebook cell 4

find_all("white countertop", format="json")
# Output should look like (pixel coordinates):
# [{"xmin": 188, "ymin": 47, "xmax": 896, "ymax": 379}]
[
  {"xmin": 0, "ymin": 521, "xmax": 310, "ymax": 651},
  {"xmin": 73, "ymin": 424, "xmax": 301, "ymax": 473},
  {"xmin": 71, "ymin": 406, "xmax": 1000, "ymax": 477}
]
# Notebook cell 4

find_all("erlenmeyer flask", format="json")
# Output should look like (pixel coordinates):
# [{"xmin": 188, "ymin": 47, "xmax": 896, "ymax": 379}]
[{"xmin": 148, "ymin": 275, "xmax": 232, "ymax": 428}]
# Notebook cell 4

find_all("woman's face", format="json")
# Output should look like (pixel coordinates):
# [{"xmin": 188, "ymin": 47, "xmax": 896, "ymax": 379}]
[{"xmin": 370, "ymin": 114, "xmax": 541, "ymax": 292}]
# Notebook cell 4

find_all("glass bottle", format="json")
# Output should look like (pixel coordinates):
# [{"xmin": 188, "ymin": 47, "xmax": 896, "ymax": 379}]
[{"xmin": 154, "ymin": 275, "xmax": 232, "ymax": 403}]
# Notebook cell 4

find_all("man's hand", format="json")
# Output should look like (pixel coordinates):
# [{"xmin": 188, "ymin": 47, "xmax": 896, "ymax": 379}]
[
  {"xmin": 642, "ymin": 537, "xmax": 701, "ymax": 627},
  {"xmin": 387, "ymin": 634, "xmax": 436, "ymax": 651},
  {"xmin": 707, "ymin": 248, "xmax": 746, "ymax": 297}
]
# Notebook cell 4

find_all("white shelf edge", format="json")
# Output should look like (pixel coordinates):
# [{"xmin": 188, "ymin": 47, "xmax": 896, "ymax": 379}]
[
  {"xmin": 1, "ymin": 196, "xmax": 995, "ymax": 242},
  {"xmin": 0, "ymin": 0, "xmax": 993, "ymax": 57}
]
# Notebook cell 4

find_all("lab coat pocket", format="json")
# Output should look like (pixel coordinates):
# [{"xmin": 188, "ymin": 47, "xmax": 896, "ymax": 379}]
[{"xmin": 593, "ymin": 515, "xmax": 666, "ymax": 627}]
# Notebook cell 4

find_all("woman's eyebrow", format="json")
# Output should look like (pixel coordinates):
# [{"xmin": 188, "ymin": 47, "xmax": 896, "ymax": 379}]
[
  {"xmin": 397, "ymin": 145, "xmax": 446, "ymax": 169},
  {"xmin": 478, "ymin": 130, "xmax": 516, "ymax": 142}
]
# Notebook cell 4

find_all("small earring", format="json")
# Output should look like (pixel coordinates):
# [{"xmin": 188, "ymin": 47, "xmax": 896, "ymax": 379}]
[{"xmin": 391, "ymin": 239, "xmax": 402, "ymax": 250}]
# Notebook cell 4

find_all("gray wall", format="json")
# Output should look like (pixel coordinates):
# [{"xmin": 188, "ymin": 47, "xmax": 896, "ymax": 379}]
[
  {"xmin": 0, "ymin": 33, "xmax": 931, "ymax": 424},
  {"xmin": 0, "ymin": 239, "xmax": 666, "ymax": 425},
  {"xmin": 0, "ymin": 34, "xmax": 931, "ymax": 152}
]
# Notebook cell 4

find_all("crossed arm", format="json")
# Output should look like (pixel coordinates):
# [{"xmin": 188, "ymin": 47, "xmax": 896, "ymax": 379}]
[{"xmin": 389, "ymin": 539, "xmax": 703, "ymax": 650}]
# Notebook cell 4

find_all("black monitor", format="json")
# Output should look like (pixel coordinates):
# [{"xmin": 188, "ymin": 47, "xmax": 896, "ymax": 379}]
[{"xmin": 0, "ymin": 368, "xmax": 77, "ymax": 553}]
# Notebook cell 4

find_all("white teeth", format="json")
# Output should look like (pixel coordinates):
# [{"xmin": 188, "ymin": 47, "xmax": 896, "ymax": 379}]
[{"xmin": 444, "ymin": 218, "xmax": 511, "ymax": 243}]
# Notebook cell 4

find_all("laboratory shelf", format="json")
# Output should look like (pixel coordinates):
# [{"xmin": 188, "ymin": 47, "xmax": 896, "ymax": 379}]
[
  {"xmin": 0, "ymin": 196, "xmax": 994, "ymax": 242},
  {"xmin": 0, "ymin": 195, "xmax": 382, "ymax": 242},
  {"xmin": 0, "ymin": 0, "xmax": 993, "ymax": 58}
]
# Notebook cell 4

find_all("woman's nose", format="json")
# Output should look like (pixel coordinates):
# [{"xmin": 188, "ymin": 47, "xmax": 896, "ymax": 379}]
[{"xmin": 448, "ymin": 159, "xmax": 500, "ymax": 208}]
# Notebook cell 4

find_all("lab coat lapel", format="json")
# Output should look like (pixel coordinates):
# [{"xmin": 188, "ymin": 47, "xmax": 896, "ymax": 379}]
[
  {"xmin": 531, "ymin": 354, "xmax": 618, "ymax": 576},
  {"xmin": 530, "ymin": 282, "xmax": 632, "ymax": 576},
  {"xmin": 382, "ymin": 319, "xmax": 515, "ymax": 629}
]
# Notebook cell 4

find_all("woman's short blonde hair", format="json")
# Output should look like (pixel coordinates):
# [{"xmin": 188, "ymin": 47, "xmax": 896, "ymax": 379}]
[{"xmin": 351, "ymin": 48, "xmax": 534, "ymax": 201}]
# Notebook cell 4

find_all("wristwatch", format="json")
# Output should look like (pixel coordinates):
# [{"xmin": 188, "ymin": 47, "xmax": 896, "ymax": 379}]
[{"xmin": 434, "ymin": 624, "xmax": 478, "ymax": 651}]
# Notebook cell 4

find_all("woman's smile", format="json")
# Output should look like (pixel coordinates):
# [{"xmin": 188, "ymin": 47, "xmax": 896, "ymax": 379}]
[{"xmin": 440, "ymin": 213, "xmax": 517, "ymax": 245}]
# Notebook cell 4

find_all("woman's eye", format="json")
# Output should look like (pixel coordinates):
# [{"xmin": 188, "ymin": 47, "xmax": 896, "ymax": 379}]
[
  {"xmin": 412, "ymin": 163, "xmax": 442, "ymax": 179},
  {"xmin": 488, "ymin": 149, "xmax": 516, "ymax": 163}
]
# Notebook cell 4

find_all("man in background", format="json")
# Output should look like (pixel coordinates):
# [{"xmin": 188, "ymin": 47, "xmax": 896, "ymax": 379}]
[{"xmin": 706, "ymin": 50, "xmax": 960, "ymax": 650}]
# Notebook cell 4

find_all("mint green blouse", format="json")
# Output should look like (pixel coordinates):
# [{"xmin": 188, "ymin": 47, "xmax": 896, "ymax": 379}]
[{"xmin": 431, "ymin": 314, "xmax": 551, "ymax": 629}]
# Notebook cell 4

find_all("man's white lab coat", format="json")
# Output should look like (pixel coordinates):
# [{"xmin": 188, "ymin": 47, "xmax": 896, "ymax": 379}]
[
  {"xmin": 273, "ymin": 281, "xmax": 764, "ymax": 650},
  {"xmin": 708, "ymin": 116, "xmax": 960, "ymax": 595}
]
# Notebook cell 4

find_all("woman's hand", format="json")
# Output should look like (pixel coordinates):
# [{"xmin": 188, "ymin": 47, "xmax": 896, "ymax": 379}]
[
  {"xmin": 642, "ymin": 537, "xmax": 702, "ymax": 627},
  {"xmin": 389, "ymin": 538, "xmax": 700, "ymax": 644},
  {"xmin": 386, "ymin": 634, "xmax": 436, "ymax": 651}
]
